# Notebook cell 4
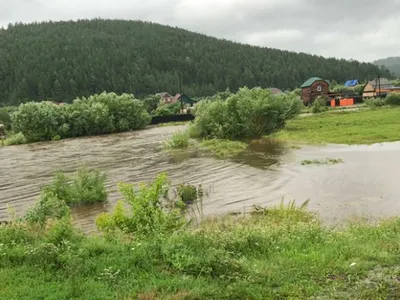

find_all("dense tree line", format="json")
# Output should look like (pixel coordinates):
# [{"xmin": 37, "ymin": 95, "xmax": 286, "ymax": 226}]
[{"xmin": 0, "ymin": 19, "xmax": 393, "ymax": 106}]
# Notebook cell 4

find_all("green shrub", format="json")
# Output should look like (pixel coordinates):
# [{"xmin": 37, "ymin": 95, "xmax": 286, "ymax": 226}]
[
  {"xmin": 199, "ymin": 139, "xmax": 248, "ymax": 157},
  {"xmin": 11, "ymin": 92, "xmax": 150, "ymax": 142},
  {"xmin": 364, "ymin": 98, "xmax": 387, "ymax": 108},
  {"xmin": 96, "ymin": 173, "xmax": 185, "ymax": 236},
  {"xmin": 190, "ymin": 87, "xmax": 301, "ymax": 139},
  {"xmin": 6, "ymin": 132, "xmax": 27, "ymax": 145},
  {"xmin": 311, "ymin": 96, "xmax": 328, "ymax": 113},
  {"xmin": 142, "ymin": 95, "xmax": 161, "ymax": 114},
  {"xmin": 164, "ymin": 132, "xmax": 190, "ymax": 149},
  {"xmin": 0, "ymin": 106, "xmax": 17, "ymax": 131},
  {"xmin": 386, "ymin": 93, "xmax": 400, "ymax": 106},
  {"xmin": 25, "ymin": 168, "xmax": 107, "ymax": 225},
  {"xmin": 153, "ymin": 102, "xmax": 181, "ymax": 116}
]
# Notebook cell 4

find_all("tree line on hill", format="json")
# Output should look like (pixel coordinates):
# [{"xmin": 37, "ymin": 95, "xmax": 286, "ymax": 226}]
[{"xmin": 0, "ymin": 19, "xmax": 393, "ymax": 106}]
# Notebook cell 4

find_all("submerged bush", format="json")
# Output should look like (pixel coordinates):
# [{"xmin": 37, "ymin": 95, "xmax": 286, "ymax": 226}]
[
  {"xmin": 6, "ymin": 132, "xmax": 27, "ymax": 145},
  {"xmin": 26, "ymin": 168, "xmax": 107, "ymax": 225},
  {"xmin": 190, "ymin": 87, "xmax": 301, "ymax": 139},
  {"xmin": 164, "ymin": 131, "xmax": 190, "ymax": 149},
  {"xmin": 11, "ymin": 92, "xmax": 150, "ymax": 142},
  {"xmin": 386, "ymin": 93, "xmax": 400, "ymax": 106},
  {"xmin": 96, "ymin": 173, "xmax": 185, "ymax": 236}
]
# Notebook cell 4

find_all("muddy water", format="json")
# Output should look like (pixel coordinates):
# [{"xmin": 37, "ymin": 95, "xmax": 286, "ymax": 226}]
[{"xmin": 1, "ymin": 125, "xmax": 400, "ymax": 232}]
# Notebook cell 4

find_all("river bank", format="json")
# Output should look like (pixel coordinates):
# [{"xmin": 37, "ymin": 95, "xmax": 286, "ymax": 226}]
[{"xmin": 2, "ymin": 203, "xmax": 400, "ymax": 299}]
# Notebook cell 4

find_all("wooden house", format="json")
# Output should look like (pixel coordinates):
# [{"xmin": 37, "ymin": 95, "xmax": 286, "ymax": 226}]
[
  {"xmin": 362, "ymin": 78, "xmax": 400, "ymax": 98},
  {"xmin": 171, "ymin": 93, "xmax": 195, "ymax": 106},
  {"xmin": 156, "ymin": 92, "xmax": 173, "ymax": 104},
  {"xmin": 300, "ymin": 77, "xmax": 330, "ymax": 104}
]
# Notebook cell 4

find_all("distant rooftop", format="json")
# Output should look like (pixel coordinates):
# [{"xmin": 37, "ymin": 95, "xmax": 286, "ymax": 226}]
[{"xmin": 300, "ymin": 77, "xmax": 330, "ymax": 88}]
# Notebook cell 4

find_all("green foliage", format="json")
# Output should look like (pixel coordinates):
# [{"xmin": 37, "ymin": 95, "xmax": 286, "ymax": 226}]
[
  {"xmin": 96, "ymin": 173, "xmax": 185, "ymax": 236},
  {"xmin": 273, "ymin": 107, "xmax": 400, "ymax": 144},
  {"xmin": 164, "ymin": 131, "xmax": 190, "ymax": 149},
  {"xmin": 0, "ymin": 20, "xmax": 392, "ymax": 106},
  {"xmin": 11, "ymin": 92, "xmax": 150, "ymax": 142},
  {"xmin": 0, "ymin": 106, "xmax": 17, "ymax": 130},
  {"xmin": 311, "ymin": 96, "xmax": 328, "ymax": 113},
  {"xmin": 25, "ymin": 168, "xmax": 107, "ymax": 225},
  {"xmin": 301, "ymin": 158, "xmax": 344, "ymax": 165},
  {"xmin": 4, "ymin": 200, "xmax": 400, "ymax": 299},
  {"xmin": 176, "ymin": 184, "xmax": 203, "ymax": 205},
  {"xmin": 153, "ymin": 102, "xmax": 181, "ymax": 116},
  {"xmin": 364, "ymin": 98, "xmax": 387, "ymax": 108},
  {"xmin": 5, "ymin": 132, "xmax": 27, "ymax": 145},
  {"xmin": 141, "ymin": 94, "xmax": 161, "ymax": 114},
  {"xmin": 191, "ymin": 87, "xmax": 301, "ymax": 139},
  {"xmin": 386, "ymin": 93, "xmax": 400, "ymax": 105}
]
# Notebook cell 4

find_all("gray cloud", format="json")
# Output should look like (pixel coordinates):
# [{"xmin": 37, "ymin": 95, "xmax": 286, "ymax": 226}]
[{"xmin": 1, "ymin": 0, "xmax": 399, "ymax": 61}]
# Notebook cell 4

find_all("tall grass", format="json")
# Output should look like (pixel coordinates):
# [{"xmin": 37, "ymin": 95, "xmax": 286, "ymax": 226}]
[{"xmin": 163, "ymin": 131, "xmax": 190, "ymax": 149}]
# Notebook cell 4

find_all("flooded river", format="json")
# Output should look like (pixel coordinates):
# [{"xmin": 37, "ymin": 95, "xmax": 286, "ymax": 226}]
[{"xmin": 1, "ymin": 125, "xmax": 399, "ymax": 232}]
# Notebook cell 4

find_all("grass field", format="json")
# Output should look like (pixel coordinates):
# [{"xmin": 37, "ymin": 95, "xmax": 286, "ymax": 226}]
[
  {"xmin": 2, "ymin": 202, "xmax": 400, "ymax": 299},
  {"xmin": 273, "ymin": 107, "xmax": 400, "ymax": 145}
]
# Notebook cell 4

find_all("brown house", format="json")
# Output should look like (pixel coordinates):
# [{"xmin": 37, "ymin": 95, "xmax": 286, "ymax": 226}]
[
  {"xmin": 156, "ymin": 92, "xmax": 173, "ymax": 104},
  {"xmin": 362, "ymin": 78, "xmax": 400, "ymax": 98},
  {"xmin": 300, "ymin": 77, "xmax": 330, "ymax": 104}
]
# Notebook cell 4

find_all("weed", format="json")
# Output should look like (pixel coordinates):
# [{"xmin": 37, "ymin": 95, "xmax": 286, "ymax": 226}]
[
  {"xmin": 164, "ymin": 132, "xmax": 190, "ymax": 149},
  {"xmin": 5, "ymin": 132, "xmax": 27, "ymax": 145},
  {"xmin": 199, "ymin": 139, "xmax": 248, "ymax": 158},
  {"xmin": 301, "ymin": 158, "xmax": 344, "ymax": 165}
]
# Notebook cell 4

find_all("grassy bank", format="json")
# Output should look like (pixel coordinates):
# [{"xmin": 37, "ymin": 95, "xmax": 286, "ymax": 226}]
[
  {"xmin": 2, "ymin": 203, "xmax": 400, "ymax": 299},
  {"xmin": 273, "ymin": 107, "xmax": 400, "ymax": 144}
]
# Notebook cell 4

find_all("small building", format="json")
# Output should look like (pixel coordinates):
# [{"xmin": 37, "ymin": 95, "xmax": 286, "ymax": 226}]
[
  {"xmin": 300, "ymin": 77, "xmax": 330, "ymax": 104},
  {"xmin": 171, "ymin": 93, "xmax": 195, "ymax": 106},
  {"xmin": 156, "ymin": 92, "xmax": 173, "ymax": 104},
  {"xmin": 362, "ymin": 78, "xmax": 400, "ymax": 98},
  {"xmin": 344, "ymin": 80, "xmax": 360, "ymax": 87}
]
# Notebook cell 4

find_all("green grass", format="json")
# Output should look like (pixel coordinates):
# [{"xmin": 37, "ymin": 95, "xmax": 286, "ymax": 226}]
[
  {"xmin": 273, "ymin": 107, "xmax": 400, "ymax": 144},
  {"xmin": 301, "ymin": 158, "xmax": 344, "ymax": 165},
  {"xmin": 2, "ymin": 202, "xmax": 400, "ymax": 299},
  {"xmin": 199, "ymin": 139, "xmax": 248, "ymax": 158}
]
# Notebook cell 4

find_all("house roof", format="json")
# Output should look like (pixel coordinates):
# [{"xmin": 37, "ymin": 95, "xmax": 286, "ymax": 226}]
[
  {"xmin": 300, "ymin": 77, "xmax": 330, "ymax": 88},
  {"xmin": 369, "ymin": 78, "xmax": 392, "ymax": 89},
  {"xmin": 344, "ymin": 80, "xmax": 359, "ymax": 87},
  {"xmin": 156, "ymin": 92, "xmax": 171, "ymax": 97},
  {"xmin": 268, "ymin": 88, "xmax": 283, "ymax": 94}
]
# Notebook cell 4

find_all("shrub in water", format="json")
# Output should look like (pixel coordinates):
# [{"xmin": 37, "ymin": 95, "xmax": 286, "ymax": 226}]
[
  {"xmin": 164, "ymin": 132, "xmax": 190, "ymax": 149},
  {"xmin": 6, "ymin": 132, "xmax": 27, "ymax": 145},
  {"xmin": 25, "ymin": 168, "xmax": 107, "ymax": 225},
  {"xmin": 190, "ymin": 87, "xmax": 301, "ymax": 139},
  {"xmin": 11, "ymin": 92, "xmax": 150, "ymax": 142},
  {"xmin": 386, "ymin": 93, "xmax": 400, "ymax": 106},
  {"xmin": 96, "ymin": 173, "xmax": 185, "ymax": 236}
]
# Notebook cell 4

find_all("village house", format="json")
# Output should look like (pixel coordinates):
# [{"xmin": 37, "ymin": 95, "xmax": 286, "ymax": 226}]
[
  {"xmin": 362, "ymin": 78, "xmax": 400, "ymax": 98},
  {"xmin": 156, "ymin": 92, "xmax": 173, "ymax": 104},
  {"xmin": 300, "ymin": 77, "xmax": 330, "ymax": 104}
]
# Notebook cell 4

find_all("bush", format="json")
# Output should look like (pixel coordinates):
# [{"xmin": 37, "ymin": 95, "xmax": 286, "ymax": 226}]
[
  {"xmin": 153, "ymin": 102, "xmax": 182, "ymax": 116},
  {"xmin": 25, "ymin": 168, "xmax": 107, "ymax": 225},
  {"xmin": 142, "ymin": 95, "xmax": 161, "ymax": 114},
  {"xmin": 364, "ymin": 98, "xmax": 387, "ymax": 108},
  {"xmin": 386, "ymin": 93, "xmax": 400, "ymax": 106},
  {"xmin": 164, "ymin": 132, "xmax": 190, "ymax": 149},
  {"xmin": 96, "ymin": 173, "xmax": 185, "ymax": 236},
  {"xmin": 311, "ymin": 96, "xmax": 328, "ymax": 113},
  {"xmin": 0, "ymin": 106, "xmax": 17, "ymax": 131},
  {"xmin": 11, "ymin": 92, "xmax": 151, "ymax": 142},
  {"xmin": 6, "ymin": 132, "xmax": 27, "ymax": 145},
  {"xmin": 190, "ymin": 87, "xmax": 301, "ymax": 139}
]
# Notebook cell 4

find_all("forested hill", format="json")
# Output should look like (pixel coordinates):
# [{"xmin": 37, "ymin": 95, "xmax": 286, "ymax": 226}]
[
  {"xmin": 374, "ymin": 57, "xmax": 400, "ymax": 77},
  {"xmin": 0, "ymin": 19, "xmax": 392, "ymax": 106}
]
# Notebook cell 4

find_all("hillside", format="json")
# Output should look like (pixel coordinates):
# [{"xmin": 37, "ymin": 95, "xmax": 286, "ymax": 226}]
[
  {"xmin": 0, "ymin": 19, "xmax": 393, "ymax": 106},
  {"xmin": 374, "ymin": 56, "xmax": 400, "ymax": 77}
]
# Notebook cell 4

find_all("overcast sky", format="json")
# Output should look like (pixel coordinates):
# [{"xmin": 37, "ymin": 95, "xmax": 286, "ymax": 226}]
[{"xmin": 1, "ymin": 0, "xmax": 400, "ymax": 62}]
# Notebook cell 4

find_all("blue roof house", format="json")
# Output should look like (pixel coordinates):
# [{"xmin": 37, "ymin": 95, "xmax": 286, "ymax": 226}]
[{"xmin": 344, "ymin": 80, "xmax": 360, "ymax": 87}]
